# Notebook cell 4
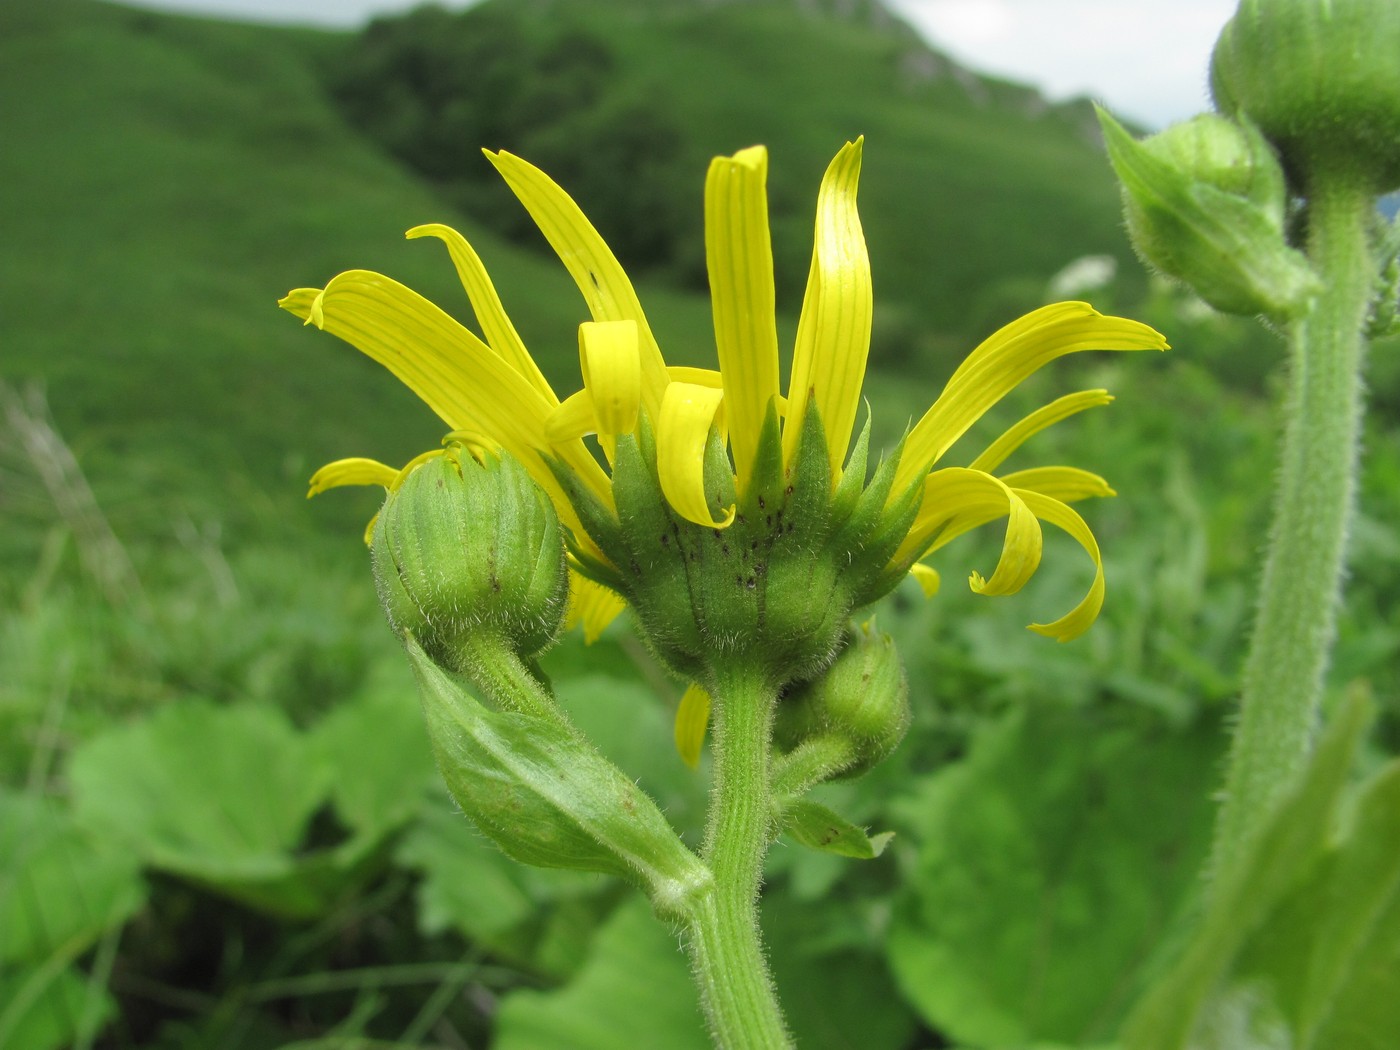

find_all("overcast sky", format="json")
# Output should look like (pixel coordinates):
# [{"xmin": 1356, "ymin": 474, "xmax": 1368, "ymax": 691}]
[{"xmin": 123, "ymin": 0, "xmax": 1239, "ymax": 128}]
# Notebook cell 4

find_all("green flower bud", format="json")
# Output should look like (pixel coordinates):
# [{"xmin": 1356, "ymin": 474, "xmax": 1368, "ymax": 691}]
[
  {"xmin": 775, "ymin": 622, "xmax": 910, "ymax": 777},
  {"xmin": 372, "ymin": 448, "xmax": 568, "ymax": 666},
  {"xmin": 1211, "ymin": 0, "xmax": 1400, "ymax": 193},
  {"xmin": 1099, "ymin": 108, "xmax": 1319, "ymax": 319}
]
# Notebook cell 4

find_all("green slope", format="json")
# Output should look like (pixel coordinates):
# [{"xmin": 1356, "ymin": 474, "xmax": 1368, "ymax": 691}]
[
  {"xmin": 551, "ymin": 0, "xmax": 1136, "ymax": 330},
  {"xmin": 0, "ymin": 0, "xmax": 1135, "ymax": 559},
  {"xmin": 0, "ymin": 0, "xmax": 715, "ymax": 548}
]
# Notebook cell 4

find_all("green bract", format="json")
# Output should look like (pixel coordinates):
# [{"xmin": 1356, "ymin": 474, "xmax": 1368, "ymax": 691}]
[
  {"xmin": 1098, "ymin": 108, "xmax": 1318, "ymax": 319},
  {"xmin": 1211, "ymin": 0, "xmax": 1400, "ymax": 192},
  {"xmin": 405, "ymin": 638, "xmax": 711, "ymax": 916},
  {"xmin": 556, "ymin": 405, "xmax": 919, "ymax": 687},
  {"xmin": 371, "ymin": 448, "xmax": 568, "ymax": 666}
]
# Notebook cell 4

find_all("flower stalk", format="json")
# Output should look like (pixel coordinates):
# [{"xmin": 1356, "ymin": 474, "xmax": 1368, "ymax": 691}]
[
  {"xmin": 688, "ymin": 665, "xmax": 791, "ymax": 1050},
  {"xmin": 1210, "ymin": 169, "xmax": 1375, "ymax": 882}
]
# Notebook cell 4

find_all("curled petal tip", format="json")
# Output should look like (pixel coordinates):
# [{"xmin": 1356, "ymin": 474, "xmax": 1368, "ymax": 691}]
[{"xmin": 308, "ymin": 290, "xmax": 327, "ymax": 329}]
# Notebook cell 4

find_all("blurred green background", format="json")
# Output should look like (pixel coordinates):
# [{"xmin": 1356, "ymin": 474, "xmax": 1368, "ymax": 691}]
[{"xmin": 3, "ymin": 0, "xmax": 1398, "ymax": 1047}]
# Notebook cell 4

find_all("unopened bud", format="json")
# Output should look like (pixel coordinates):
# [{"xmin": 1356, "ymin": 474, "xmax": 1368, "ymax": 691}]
[
  {"xmin": 1211, "ymin": 0, "xmax": 1400, "ymax": 193},
  {"xmin": 372, "ymin": 448, "xmax": 568, "ymax": 666},
  {"xmin": 1099, "ymin": 108, "xmax": 1318, "ymax": 319},
  {"xmin": 775, "ymin": 622, "xmax": 910, "ymax": 777}
]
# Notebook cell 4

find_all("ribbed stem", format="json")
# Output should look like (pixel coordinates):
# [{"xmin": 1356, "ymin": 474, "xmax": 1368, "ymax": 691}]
[
  {"xmin": 1209, "ymin": 171, "xmax": 1375, "ymax": 883},
  {"xmin": 686, "ymin": 664, "xmax": 791, "ymax": 1049}
]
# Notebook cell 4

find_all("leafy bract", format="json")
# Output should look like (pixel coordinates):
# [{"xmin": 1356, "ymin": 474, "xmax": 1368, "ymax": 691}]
[
  {"xmin": 780, "ymin": 797, "xmax": 893, "ymax": 859},
  {"xmin": 886, "ymin": 704, "xmax": 1221, "ymax": 1047}
]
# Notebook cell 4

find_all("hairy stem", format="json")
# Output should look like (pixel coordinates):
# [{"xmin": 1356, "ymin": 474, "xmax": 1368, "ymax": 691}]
[
  {"xmin": 686, "ymin": 664, "xmax": 791, "ymax": 1049},
  {"xmin": 1210, "ymin": 171, "xmax": 1375, "ymax": 883}
]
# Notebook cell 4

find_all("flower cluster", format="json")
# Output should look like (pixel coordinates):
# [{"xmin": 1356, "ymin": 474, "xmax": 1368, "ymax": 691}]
[{"xmin": 284, "ymin": 139, "xmax": 1165, "ymax": 685}]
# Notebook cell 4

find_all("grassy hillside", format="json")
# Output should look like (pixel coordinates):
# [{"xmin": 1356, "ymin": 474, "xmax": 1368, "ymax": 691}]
[
  {"xmin": 0, "ymin": 0, "xmax": 1137, "ymax": 567},
  {"xmin": 0, "ymin": 0, "xmax": 718, "ymax": 555}
]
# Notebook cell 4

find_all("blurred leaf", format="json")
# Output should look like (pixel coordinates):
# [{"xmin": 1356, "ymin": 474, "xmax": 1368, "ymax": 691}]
[
  {"xmin": 66, "ymin": 701, "xmax": 344, "ymax": 917},
  {"xmin": 0, "ymin": 965, "xmax": 114, "ymax": 1050},
  {"xmin": 0, "ymin": 790, "xmax": 144, "ymax": 965},
  {"xmin": 1120, "ymin": 692, "xmax": 1372, "ymax": 1050},
  {"xmin": 493, "ymin": 896, "xmax": 708, "ymax": 1050},
  {"xmin": 887, "ymin": 704, "xmax": 1221, "ymax": 1047},
  {"xmin": 310, "ymin": 687, "xmax": 436, "ymax": 838},
  {"xmin": 396, "ymin": 795, "xmax": 538, "ymax": 941},
  {"xmin": 781, "ymin": 798, "xmax": 893, "ymax": 859},
  {"xmin": 396, "ymin": 790, "xmax": 612, "ymax": 980},
  {"xmin": 1236, "ymin": 762, "xmax": 1400, "ymax": 1048},
  {"xmin": 763, "ymin": 892, "xmax": 918, "ymax": 1050}
]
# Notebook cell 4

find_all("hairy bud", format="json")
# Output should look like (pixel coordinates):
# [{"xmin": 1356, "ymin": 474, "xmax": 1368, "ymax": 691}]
[
  {"xmin": 1211, "ymin": 0, "xmax": 1400, "ymax": 193},
  {"xmin": 372, "ymin": 448, "xmax": 568, "ymax": 667}
]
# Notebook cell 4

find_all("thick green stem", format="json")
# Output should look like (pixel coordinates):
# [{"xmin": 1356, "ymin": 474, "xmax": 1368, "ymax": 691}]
[
  {"xmin": 686, "ymin": 665, "xmax": 791, "ymax": 1050},
  {"xmin": 1210, "ymin": 172, "xmax": 1375, "ymax": 883},
  {"xmin": 771, "ymin": 733, "xmax": 856, "ymax": 803},
  {"xmin": 452, "ymin": 633, "xmax": 560, "ymax": 723}
]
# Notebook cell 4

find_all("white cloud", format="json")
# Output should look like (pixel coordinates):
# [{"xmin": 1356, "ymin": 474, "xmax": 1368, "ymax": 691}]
[{"xmin": 884, "ymin": 0, "xmax": 1238, "ymax": 127}]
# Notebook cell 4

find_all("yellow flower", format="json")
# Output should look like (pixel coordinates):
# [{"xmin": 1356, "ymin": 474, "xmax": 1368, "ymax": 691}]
[{"xmin": 283, "ymin": 139, "xmax": 1166, "ymax": 655}]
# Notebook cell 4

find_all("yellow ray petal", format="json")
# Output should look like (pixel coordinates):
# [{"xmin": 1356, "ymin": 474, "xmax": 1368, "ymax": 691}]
[
  {"xmin": 667, "ymin": 367, "xmax": 730, "ymax": 443},
  {"xmin": 657, "ymin": 381, "xmax": 736, "ymax": 528},
  {"xmin": 897, "ymin": 303, "xmax": 1167, "ymax": 493},
  {"xmin": 565, "ymin": 572, "xmax": 627, "ymax": 644},
  {"xmin": 892, "ymin": 466, "xmax": 1111, "ymax": 570},
  {"xmin": 405, "ymin": 223, "xmax": 557, "ymax": 406},
  {"xmin": 897, "ymin": 467, "xmax": 1042, "ymax": 595},
  {"xmin": 706, "ymin": 146, "xmax": 781, "ymax": 491},
  {"xmin": 667, "ymin": 366, "xmax": 724, "ymax": 389},
  {"xmin": 308, "ymin": 457, "xmax": 398, "ymax": 497},
  {"xmin": 909, "ymin": 562, "xmax": 941, "ymax": 598},
  {"xmin": 783, "ymin": 139, "xmax": 873, "ymax": 481},
  {"xmin": 969, "ymin": 390, "xmax": 1114, "ymax": 474},
  {"xmin": 278, "ymin": 271, "xmax": 610, "ymax": 546},
  {"xmin": 546, "ymin": 388, "xmax": 597, "ymax": 444},
  {"xmin": 579, "ymin": 320, "xmax": 641, "ymax": 438},
  {"xmin": 1019, "ymin": 490, "xmax": 1105, "ymax": 643},
  {"xmin": 674, "ymin": 683, "xmax": 712, "ymax": 769},
  {"xmin": 1000, "ymin": 466, "xmax": 1115, "ymax": 503},
  {"xmin": 485, "ymin": 150, "xmax": 670, "ymax": 419}
]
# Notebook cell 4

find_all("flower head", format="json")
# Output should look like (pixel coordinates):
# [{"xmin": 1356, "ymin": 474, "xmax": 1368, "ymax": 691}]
[{"xmin": 283, "ymin": 140, "xmax": 1166, "ymax": 680}]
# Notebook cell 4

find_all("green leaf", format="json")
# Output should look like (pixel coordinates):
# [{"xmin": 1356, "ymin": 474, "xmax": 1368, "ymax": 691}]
[
  {"xmin": 407, "ymin": 638, "xmax": 709, "ymax": 915},
  {"xmin": 1223, "ymin": 759, "xmax": 1400, "ymax": 1049},
  {"xmin": 1120, "ymin": 691, "xmax": 1372, "ymax": 1050},
  {"xmin": 0, "ymin": 790, "xmax": 144, "ymax": 966},
  {"xmin": 310, "ymin": 687, "xmax": 437, "ymax": 838},
  {"xmin": 66, "ymin": 701, "xmax": 344, "ymax": 917},
  {"xmin": 781, "ymin": 798, "xmax": 893, "ymax": 859},
  {"xmin": 887, "ymin": 705, "xmax": 1222, "ymax": 1047},
  {"xmin": 0, "ymin": 792, "xmax": 134, "ymax": 1050},
  {"xmin": 762, "ymin": 892, "xmax": 918, "ymax": 1050},
  {"xmin": 493, "ymin": 897, "xmax": 710, "ymax": 1050},
  {"xmin": 0, "ymin": 965, "xmax": 114, "ymax": 1050}
]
